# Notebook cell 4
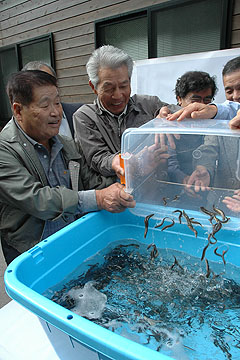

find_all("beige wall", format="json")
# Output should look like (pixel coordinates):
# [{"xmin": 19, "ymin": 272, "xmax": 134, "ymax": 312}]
[{"xmin": 0, "ymin": 0, "xmax": 239, "ymax": 103}]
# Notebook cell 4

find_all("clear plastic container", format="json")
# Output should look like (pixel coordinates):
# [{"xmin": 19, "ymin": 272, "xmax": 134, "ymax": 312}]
[{"xmin": 121, "ymin": 118, "xmax": 240, "ymax": 230}]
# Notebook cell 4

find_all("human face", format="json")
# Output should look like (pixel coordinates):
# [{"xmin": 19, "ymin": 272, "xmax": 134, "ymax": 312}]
[
  {"xmin": 223, "ymin": 69, "xmax": 240, "ymax": 103},
  {"xmin": 13, "ymin": 85, "xmax": 62, "ymax": 148},
  {"xmin": 92, "ymin": 65, "xmax": 131, "ymax": 115},
  {"xmin": 177, "ymin": 88, "xmax": 213, "ymax": 107}
]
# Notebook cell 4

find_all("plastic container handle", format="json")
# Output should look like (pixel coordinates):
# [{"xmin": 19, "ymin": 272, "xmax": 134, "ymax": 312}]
[{"xmin": 119, "ymin": 154, "xmax": 125, "ymax": 185}]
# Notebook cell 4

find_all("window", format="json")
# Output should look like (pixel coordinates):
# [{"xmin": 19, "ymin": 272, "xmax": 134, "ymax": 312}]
[
  {"xmin": 0, "ymin": 48, "xmax": 18, "ymax": 128},
  {"xmin": 95, "ymin": 0, "xmax": 233, "ymax": 61},
  {"xmin": 153, "ymin": 0, "xmax": 223, "ymax": 57},
  {"xmin": 0, "ymin": 34, "xmax": 54, "ymax": 128},
  {"xmin": 96, "ymin": 13, "xmax": 148, "ymax": 61}
]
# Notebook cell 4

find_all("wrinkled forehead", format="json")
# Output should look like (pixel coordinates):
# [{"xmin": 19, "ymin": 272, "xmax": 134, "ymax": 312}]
[
  {"xmin": 31, "ymin": 84, "xmax": 59, "ymax": 102},
  {"xmin": 98, "ymin": 65, "xmax": 130, "ymax": 87}
]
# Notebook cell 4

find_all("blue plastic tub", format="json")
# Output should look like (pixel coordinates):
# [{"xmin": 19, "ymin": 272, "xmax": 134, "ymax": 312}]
[{"xmin": 4, "ymin": 208, "xmax": 240, "ymax": 360}]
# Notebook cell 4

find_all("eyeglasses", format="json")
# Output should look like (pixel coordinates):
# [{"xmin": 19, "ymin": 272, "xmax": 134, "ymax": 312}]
[{"xmin": 187, "ymin": 95, "xmax": 213, "ymax": 105}]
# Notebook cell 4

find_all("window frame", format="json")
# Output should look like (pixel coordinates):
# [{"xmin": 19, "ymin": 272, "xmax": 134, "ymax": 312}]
[
  {"xmin": 0, "ymin": 33, "xmax": 55, "ymax": 127},
  {"xmin": 95, "ymin": 0, "xmax": 234, "ymax": 59},
  {"xmin": 17, "ymin": 33, "xmax": 55, "ymax": 70}
]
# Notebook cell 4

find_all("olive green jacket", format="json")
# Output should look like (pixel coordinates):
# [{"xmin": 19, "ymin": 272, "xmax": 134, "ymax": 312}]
[{"xmin": 0, "ymin": 118, "xmax": 114, "ymax": 253}]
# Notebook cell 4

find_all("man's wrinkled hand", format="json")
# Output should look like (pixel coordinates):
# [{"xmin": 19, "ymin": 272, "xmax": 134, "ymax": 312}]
[
  {"xmin": 96, "ymin": 183, "xmax": 135, "ymax": 213},
  {"xmin": 137, "ymin": 142, "xmax": 169, "ymax": 176},
  {"xmin": 222, "ymin": 189, "xmax": 240, "ymax": 212},
  {"xmin": 157, "ymin": 106, "xmax": 172, "ymax": 118},
  {"xmin": 166, "ymin": 103, "xmax": 218, "ymax": 122},
  {"xmin": 229, "ymin": 109, "xmax": 240, "ymax": 130},
  {"xmin": 185, "ymin": 165, "xmax": 211, "ymax": 194}
]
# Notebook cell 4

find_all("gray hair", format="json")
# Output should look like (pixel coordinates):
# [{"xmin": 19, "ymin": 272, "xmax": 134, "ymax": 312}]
[
  {"xmin": 22, "ymin": 61, "xmax": 57, "ymax": 78},
  {"xmin": 222, "ymin": 56, "xmax": 240, "ymax": 77},
  {"xmin": 86, "ymin": 45, "xmax": 133, "ymax": 87}
]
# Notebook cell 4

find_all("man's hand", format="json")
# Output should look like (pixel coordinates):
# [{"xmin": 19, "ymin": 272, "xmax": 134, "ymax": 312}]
[
  {"xmin": 185, "ymin": 165, "xmax": 211, "ymax": 195},
  {"xmin": 222, "ymin": 189, "xmax": 240, "ymax": 212},
  {"xmin": 166, "ymin": 103, "xmax": 218, "ymax": 122},
  {"xmin": 157, "ymin": 106, "xmax": 172, "ymax": 118},
  {"xmin": 136, "ymin": 141, "xmax": 169, "ymax": 176},
  {"xmin": 96, "ymin": 183, "xmax": 135, "ymax": 213},
  {"xmin": 229, "ymin": 109, "xmax": 240, "ymax": 130},
  {"xmin": 112, "ymin": 154, "xmax": 124, "ymax": 179}
]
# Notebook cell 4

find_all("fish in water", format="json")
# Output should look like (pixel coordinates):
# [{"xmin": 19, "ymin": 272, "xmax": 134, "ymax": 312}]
[
  {"xmin": 161, "ymin": 218, "xmax": 175, "ymax": 231},
  {"xmin": 214, "ymin": 247, "xmax": 228, "ymax": 266},
  {"xmin": 170, "ymin": 255, "xmax": 184, "ymax": 271},
  {"xmin": 201, "ymin": 242, "xmax": 209, "ymax": 261},
  {"xmin": 183, "ymin": 210, "xmax": 197, "ymax": 238},
  {"xmin": 212, "ymin": 205, "xmax": 230, "ymax": 223},
  {"xmin": 172, "ymin": 209, "xmax": 183, "ymax": 224},
  {"xmin": 162, "ymin": 197, "xmax": 169, "ymax": 206},
  {"xmin": 205, "ymin": 259, "xmax": 211, "ymax": 278},
  {"xmin": 144, "ymin": 214, "xmax": 154, "ymax": 238},
  {"xmin": 155, "ymin": 217, "xmax": 174, "ymax": 230},
  {"xmin": 147, "ymin": 243, "xmax": 159, "ymax": 260}
]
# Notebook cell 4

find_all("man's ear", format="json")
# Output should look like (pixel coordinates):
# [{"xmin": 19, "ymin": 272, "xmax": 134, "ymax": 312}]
[
  {"xmin": 89, "ymin": 80, "xmax": 98, "ymax": 95},
  {"xmin": 12, "ymin": 102, "xmax": 23, "ymax": 121},
  {"xmin": 177, "ymin": 96, "xmax": 182, "ymax": 106}
]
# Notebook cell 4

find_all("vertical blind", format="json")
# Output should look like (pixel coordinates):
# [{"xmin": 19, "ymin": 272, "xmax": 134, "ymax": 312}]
[
  {"xmin": 154, "ymin": 0, "xmax": 222, "ymax": 57},
  {"xmin": 98, "ymin": 16, "xmax": 148, "ymax": 61},
  {"xmin": 97, "ymin": 0, "xmax": 227, "ymax": 60}
]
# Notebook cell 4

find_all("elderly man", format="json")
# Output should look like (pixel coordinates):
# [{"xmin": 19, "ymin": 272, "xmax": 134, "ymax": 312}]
[
  {"xmin": 73, "ymin": 45, "xmax": 173, "ymax": 179},
  {"xmin": 0, "ymin": 70, "xmax": 135, "ymax": 265},
  {"xmin": 222, "ymin": 56, "xmax": 240, "ymax": 103}
]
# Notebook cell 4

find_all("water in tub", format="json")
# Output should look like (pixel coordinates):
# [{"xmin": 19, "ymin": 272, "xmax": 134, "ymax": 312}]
[{"xmin": 44, "ymin": 240, "xmax": 240, "ymax": 360}]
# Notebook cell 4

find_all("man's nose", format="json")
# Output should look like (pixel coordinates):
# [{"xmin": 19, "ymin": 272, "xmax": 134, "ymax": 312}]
[
  {"xmin": 50, "ymin": 104, "xmax": 61, "ymax": 116},
  {"xmin": 112, "ymin": 87, "xmax": 122, "ymax": 99},
  {"xmin": 233, "ymin": 90, "xmax": 240, "ymax": 102}
]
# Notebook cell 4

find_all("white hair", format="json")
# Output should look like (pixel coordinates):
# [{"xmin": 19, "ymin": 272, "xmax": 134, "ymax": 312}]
[{"xmin": 86, "ymin": 45, "xmax": 133, "ymax": 87}]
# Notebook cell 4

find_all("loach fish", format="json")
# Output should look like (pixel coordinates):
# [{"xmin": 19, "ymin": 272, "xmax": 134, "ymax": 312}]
[
  {"xmin": 208, "ymin": 214, "xmax": 223, "ymax": 243},
  {"xmin": 214, "ymin": 246, "xmax": 228, "ymax": 265},
  {"xmin": 144, "ymin": 214, "xmax": 154, "ymax": 238},
  {"xmin": 212, "ymin": 205, "xmax": 230, "ymax": 223},
  {"xmin": 162, "ymin": 197, "xmax": 169, "ymax": 206},
  {"xmin": 172, "ymin": 209, "xmax": 183, "ymax": 224},
  {"xmin": 202, "ymin": 205, "xmax": 230, "ymax": 224},
  {"xmin": 172, "ymin": 195, "xmax": 180, "ymax": 201},
  {"xmin": 190, "ymin": 218, "xmax": 203, "ymax": 227},
  {"xmin": 208, "ymin": 232, "xmax": 217, "ymax": 245},
  {"xmin": 161, "ymin": 218, "xmax": 175, "ymax": 231},
  {"xmin": 155, "ymin": 217, "xmax": 175, "ymax": 230},
  {"xmin": 201, "ymin": 242, "xmax": 209, "ymax": 261},
  {"xmin": 182, "ymin": 210, "xmax": 197, "ymax": 237},
  {"xmin": 147, "ymin": 243, "xmax": 159, "ymax": 260},
  {"xmin": 200, "ymin": 206, "xmax": 214, "ymax": 217},
  {"xmin": 205, "ymin": 259, "xmax": 211, "ymax": 278},
  {"xmin": 170, "ymin": 255, "xmax": 184, "ymax": 271},
  {"xmin": 154, "ymin": 217, "xmax": 166, "ymax": 229}
]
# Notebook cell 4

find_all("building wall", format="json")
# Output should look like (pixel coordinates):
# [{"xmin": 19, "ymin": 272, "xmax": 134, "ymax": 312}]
[
  {"xmin": 0, "ymin": 0, "xmax": 239, "ymax": 103},
  {"xmin": 232, "ymin": 0, "xmax": 240, "ymax": 47}
]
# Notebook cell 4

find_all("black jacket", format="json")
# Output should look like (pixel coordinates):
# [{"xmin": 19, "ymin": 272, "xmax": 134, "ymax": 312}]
[{"xmin": 62, "ymin": 102, "xmax": 83, "ymax": 137}]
